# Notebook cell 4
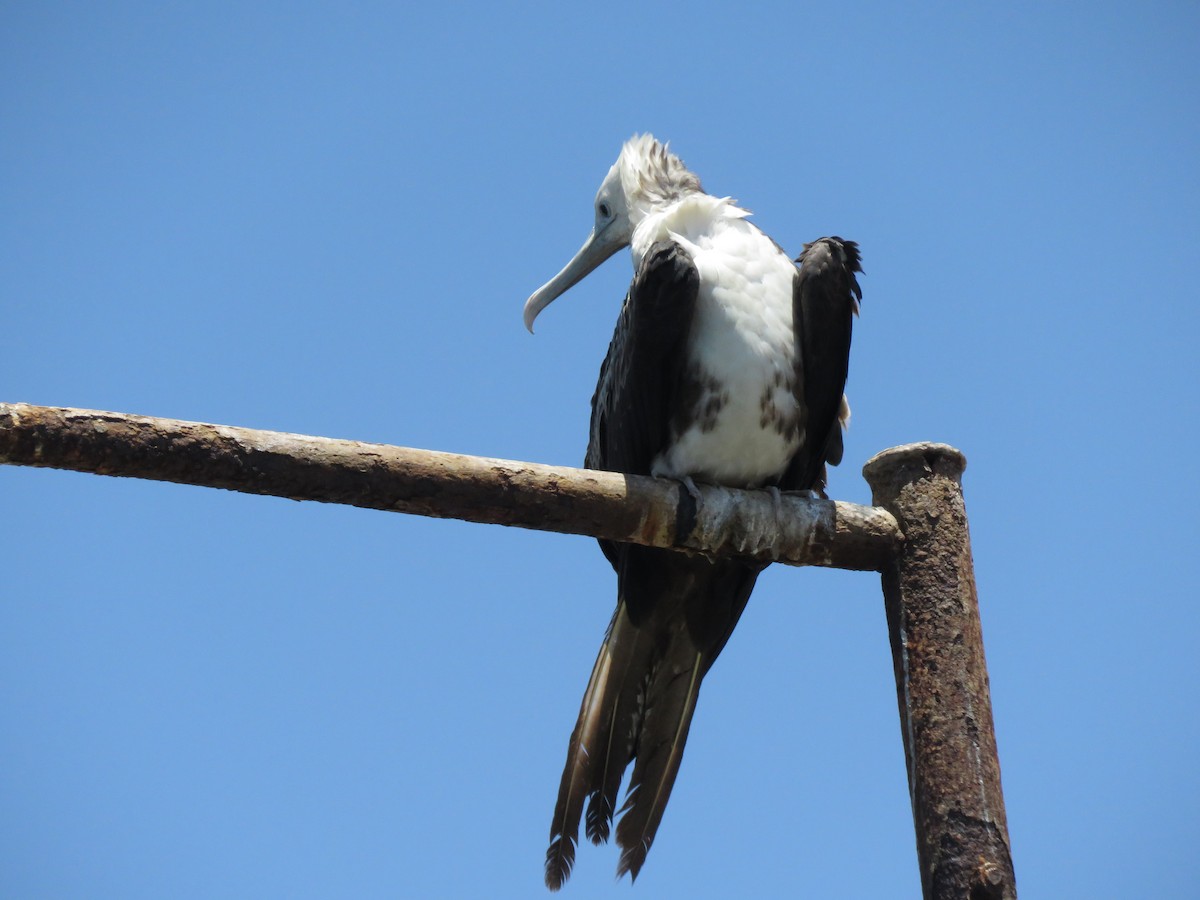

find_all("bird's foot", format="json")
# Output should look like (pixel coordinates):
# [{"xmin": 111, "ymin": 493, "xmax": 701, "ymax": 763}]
[
  {"xmin": 671, "ymin": 475, "xmax": 704, "ymax": 540},
  {"xmin": 767, "ymin": 485, "xmax": 785, "ymax": 519},
  {"xmin": 767, "ymin": 486, "xmax": 816, "ymax": 527},
  {"xmin": 767, "ymin": 486, "xmax": 796, "ymax": 535}
]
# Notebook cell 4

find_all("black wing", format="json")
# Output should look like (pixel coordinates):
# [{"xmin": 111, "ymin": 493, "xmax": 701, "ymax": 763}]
[
  {"xmin": 586, "ymin": 240, "xmax": 698, "ymax": 478},
  {"xmin": 784, "ymin": 236, "xmax": 862, "ymax": 494},
  {"xmin": 546, "ymin": 240, "xmax": 759, "ymax": 888},
  {"xmin": 585, "ymin": 240, "xmax": 699, "ymax": 585}
]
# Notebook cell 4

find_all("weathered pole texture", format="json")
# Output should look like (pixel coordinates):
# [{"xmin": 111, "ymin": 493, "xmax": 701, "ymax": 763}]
[
  {"xmin": 0, "ymin": 403, "xmax": 898, "ymax": 571},
  {"xmin": 862, "ymin": 443, "xmax": 1015, "ymax": 900},
  {"xmin": 4, "ymin": 405, "xmax": 1016, "ymax": 893}
]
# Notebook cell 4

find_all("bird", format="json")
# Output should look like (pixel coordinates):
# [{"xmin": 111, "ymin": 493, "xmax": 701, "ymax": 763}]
[{"xmin": 523, "ymin": 135, "xmax": 862, "ymax": 889}]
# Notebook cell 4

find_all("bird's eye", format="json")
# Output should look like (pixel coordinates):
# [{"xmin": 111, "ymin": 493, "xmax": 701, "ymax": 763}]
[{"xmin": 598, "ymin": 202, "xmax": 611, "ymax": 218}]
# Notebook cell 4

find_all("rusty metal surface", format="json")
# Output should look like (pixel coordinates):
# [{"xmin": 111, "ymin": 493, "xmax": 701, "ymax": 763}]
[{"xmin": 864, "ymin": 443, "xmax": 1016, "ymax": 900}]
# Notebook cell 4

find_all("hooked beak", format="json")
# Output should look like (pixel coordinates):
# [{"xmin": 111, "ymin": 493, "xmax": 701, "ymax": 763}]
[{"xmin": 523, "ymin": 225, "xmax": 627, "ymax": 333}]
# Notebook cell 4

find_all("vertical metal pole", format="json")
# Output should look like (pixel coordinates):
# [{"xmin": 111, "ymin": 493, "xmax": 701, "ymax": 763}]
[{"xmin": 862, "ymin": 443, "xmax": 1016, "ymax": 900}]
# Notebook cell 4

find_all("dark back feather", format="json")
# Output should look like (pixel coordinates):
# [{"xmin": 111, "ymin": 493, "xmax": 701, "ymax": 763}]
[{"xmin": 785, "ymin": 237, "xmax": 862, "ymax": 493}]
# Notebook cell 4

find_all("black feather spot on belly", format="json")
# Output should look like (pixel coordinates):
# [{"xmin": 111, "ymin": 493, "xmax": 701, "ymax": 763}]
[
  {"xmin": 760, "ymin": 382, "xmax": 799, "ymax": 439},
  {"xmin": 675, "ymin": 369, "xmax": 727, "ymax": 436}
]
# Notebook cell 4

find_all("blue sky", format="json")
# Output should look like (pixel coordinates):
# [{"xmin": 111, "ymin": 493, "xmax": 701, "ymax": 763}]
[{"xmin": 3, "ymin": 3, "xmax": 1197, "ymax": 897}]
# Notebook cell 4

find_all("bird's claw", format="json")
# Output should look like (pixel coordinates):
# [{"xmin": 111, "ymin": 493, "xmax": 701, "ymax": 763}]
[{"xmin": 767, "ymin": 485, "xmax": 785, "ymax": 518}]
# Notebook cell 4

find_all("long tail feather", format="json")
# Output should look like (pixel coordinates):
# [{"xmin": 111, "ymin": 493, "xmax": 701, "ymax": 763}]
[
  {"xmin": 584, "ymin": 642, "xmax": 646, "ymax": 845},
  {"xmin": 614, "ymin": 641, "xmax": 705, "ymax": 882},
  {"xmin": 549, "ymin": 554, "xmax": 756, "ymax": 886},
  {"xmin": 545, "ymin": 606, "xmax": 648, "ymax": 890},
  {"xmin": 544, "ymin": 641, "xmax": 612, "ymax": 889}
]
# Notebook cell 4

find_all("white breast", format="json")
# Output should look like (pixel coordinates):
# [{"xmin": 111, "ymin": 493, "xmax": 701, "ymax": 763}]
[{"xmin": 638, "ymin": 204, "xmax": 800, "ymax": 488}]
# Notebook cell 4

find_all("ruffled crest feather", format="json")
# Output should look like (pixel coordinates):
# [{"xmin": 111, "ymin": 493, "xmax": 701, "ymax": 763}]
[{"xmin": 618, "ymin": 134, "xmax": 703, "ymax": 214}]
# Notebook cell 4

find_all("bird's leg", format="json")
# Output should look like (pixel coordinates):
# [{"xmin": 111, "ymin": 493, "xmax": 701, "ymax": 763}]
[
  {"xmin": 767, "ymin": 485, "xmax": 785, "ymax": 519},
  {"xmin": 670, "ymin": 475, "xmax": 704, "ymax": 540},
  {"xmin": 766, "ymin": 486, "xmax": 795, "ymax": 538},
  {"xmin": 768, "ymin": 486, "xmax": 816, "ymax": 529},
  {"xmin": 680, "ymin": 475, "xmax": 703, "ymax": 505}
]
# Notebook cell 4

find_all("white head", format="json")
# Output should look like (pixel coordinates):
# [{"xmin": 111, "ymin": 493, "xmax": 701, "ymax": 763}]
[{"xmin": 523, "ymin": 135, "xmax": 702, "ymax": 332}]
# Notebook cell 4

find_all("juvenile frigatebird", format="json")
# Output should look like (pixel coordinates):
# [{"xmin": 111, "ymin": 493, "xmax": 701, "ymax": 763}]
[{"xmin": 524, "ymin": 135, "xmax": 862, "ymax": 888}]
